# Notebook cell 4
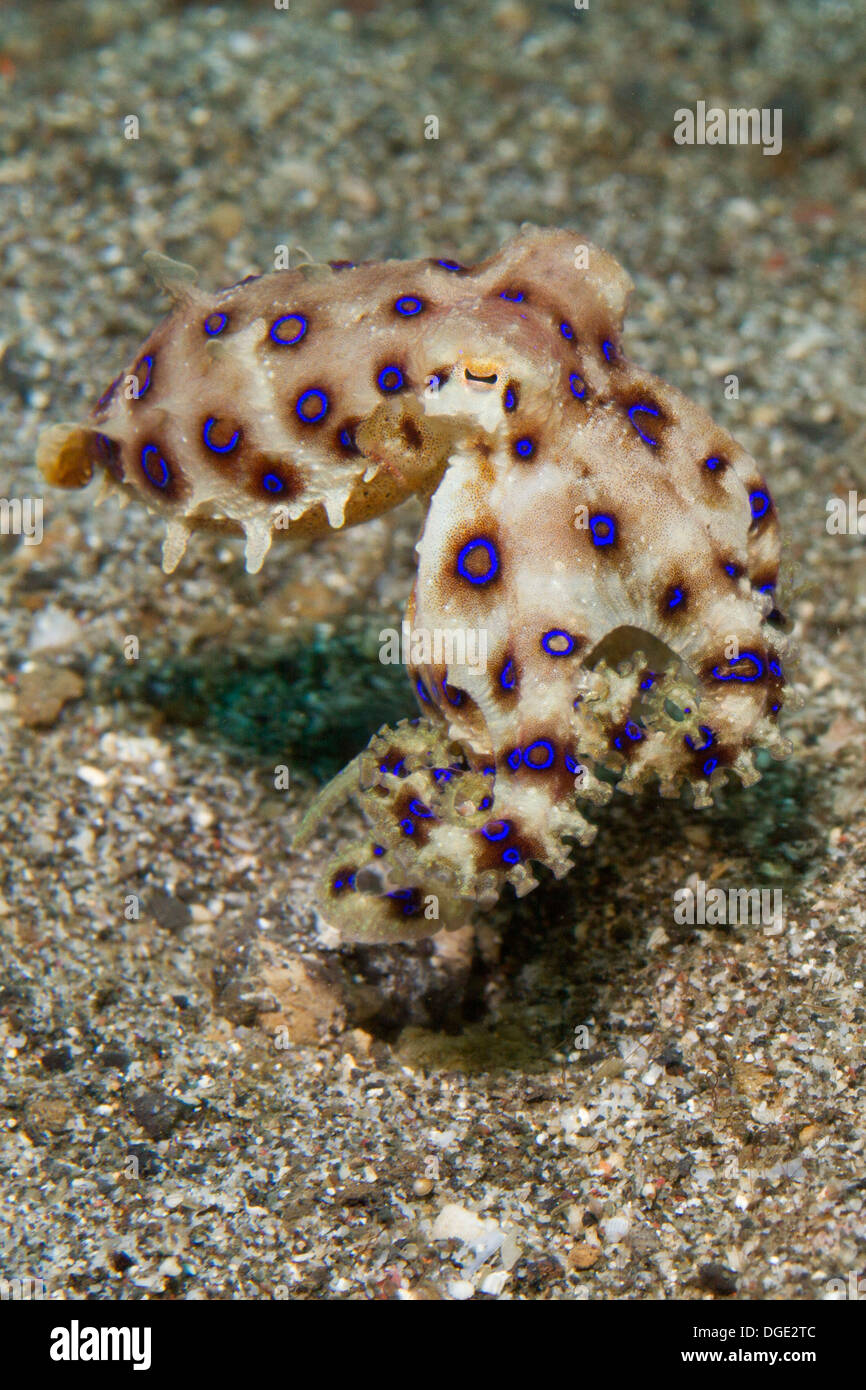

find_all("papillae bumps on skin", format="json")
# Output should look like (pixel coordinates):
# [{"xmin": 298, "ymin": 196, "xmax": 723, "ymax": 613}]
[{"xmin": 38, "ymin": 225, "xmax": 793, "ymax": 943}]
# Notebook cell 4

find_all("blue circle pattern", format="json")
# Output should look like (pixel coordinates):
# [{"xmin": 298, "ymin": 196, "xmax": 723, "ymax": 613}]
[
  {"xmin": 296, "ymin": 388, "xmax": 328, "ymax": 422},
  {"xmin": 141, "ymin": 444, "xmax": 169, "ymax": 488},
  {"xmin": 542, "ymin": 629, "xmax": 576, "ymax": 656},
  {"xmin": 377, "ymin": 366, "xmax": 404, "ymax": 393},
  {"xmin": 590, "ymin": 514, "xmax": 616, "ymax": 546},
  {"xmin": 456, "ymin": 538, "xmax": 499, "ymax": 585},
  {"xmin": 712, "ymin": 653, "xmax": 764, "ymax": 682},
  {"xmin": 270, "ymin": 314, "xmax": 307, "ymax": 346},
  {"xmin": 203, "ymin": 417, "xmax": 240, "ymax": 454}
]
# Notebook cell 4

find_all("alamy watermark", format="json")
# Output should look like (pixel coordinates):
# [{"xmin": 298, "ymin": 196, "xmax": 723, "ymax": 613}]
[
  {"xmin": 379, "ymin": 621, "xmax": 488, "ymax": 672},
  {"xmin": 826, "ymin": 491, "xmax": 866, "ymax": 535},
  {"xmin": 673, "ymin": 102, "xmax": 782, "ymax": 157},
  {"xmin": 0, "ymin": 497, "xmax": 43, "ymax": 546},
  {"xmin": 674, "ymin": 879, "xmax": 783, "ymax": 930}
]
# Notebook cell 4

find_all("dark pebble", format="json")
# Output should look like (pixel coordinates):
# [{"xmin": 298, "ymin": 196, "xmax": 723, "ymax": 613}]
[
  {"xmin": 131, "ymin": 1088, "xmax": 184, "ymax": 1140},
  {"xmin": 699, "ymin": 1262, "xmax": 738, "ymax": 1296}
]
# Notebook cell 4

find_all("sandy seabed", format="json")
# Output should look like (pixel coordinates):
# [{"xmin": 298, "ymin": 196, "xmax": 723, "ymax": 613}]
[{"xmin": 0, "ymin": 0, "xmax": 864, "ymax": 1301}]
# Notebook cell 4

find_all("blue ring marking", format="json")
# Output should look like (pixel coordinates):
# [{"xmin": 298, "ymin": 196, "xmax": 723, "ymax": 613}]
[
  {"xmin": 262, "ymin": 473, "xmax": 284, "ymax": 493},
  {"xmin": 140, "ymin": 444, "xmax": 169, "ymax": 489},
  {"xmin": 500, "ymin": 659, "xmax": 516, "ymax": 691},
  {"xmin": 339, "ymin": 426, "xmax": 359, "ymax": 452},
  {"xmin": 602, "ymin": 339, "xmax": 616, "ymax": 362},
  {"xmin": 415, "ymin": 678, "xmax": 430, "ymax": 703},
  {"xmin": 204, "ymin": 312, "xmax": 227, "ymax": 336},
  {"xmin": 525, "ymin": 739, "xmax": 555, "ymax": 770},
  {"xmin": 724, "ymin": 563, "xmax": 740, "ymax": 577},
  {"xmin": 329, "ymin": 260, "xmax": 355, "ymax": 271},
  {"xmin": 202, "ymin": 417, "xmax": 240, "ymax": 454},
  {"xmin": 704, "ymin": 456, "xmax": 723, "ymax": 471},
  {"xmin": 373, "ymin": 845, "xmax": 385, "ymax": 856},
  {"xmin": 624, "ymin": 721, "xmax": 643, "ymax": 741},
  {"xmin": 456, "ymin": 537, "xmax": 499, "ymax": 585},
  {"xmin": 668, "ymin": 586, "xmax": 684, "ymax": 608},
  {"xmin": 758, "ymin": 581, "xmax": 775, "ymax": 593},
  {"xmin": 395, "ymin": 295, "xmax": 423, "ymax": 316},
  {"xmin": 542, "ymin": 629, "xmax": 575, "ymax": 657},
  {"xmin": 437, "ymin": 258, "xmax": 463, "ymax": 271},
  {"xmin": 95, "ymin": 375, "xmax": 122, "ymax": 413},
  {"xmin": 589, "ymin": 514, "xmax": 616, "ymax": 547},
  {"xmin": 387, "ymin": 888, "xmax": 419, "ymax": 915},
  {"xmin": 560, "ymin": 320, "xmax": 574, "ymax": 340},
  {"xmin": 703, "ymin": 758, "xmax": 719, "ymax": 777},
  {"xmin": 514, "ymin": 437, "xmax": 535, "ymax": 458},
  {"xmin": 504, "ymin": 386, "xmax": 517, "ymax": 411},
  {"xmin": 479, "ymin": 796, "xmax": 493, "ymax": 811},
  {"xmin": 377, "ymin": 365, "xmax": 404, "ymax": 392},
  {"xmin": 769, "ymin": 659, "xmax": 783, "ymax": 677},
  {"xmin": 564, "ymin": 754, "xmax": 583, "ymax": 774},
  {"xmin": 136, "ymin": 355, "xmax": 154, "ymax": 397},
  {"xmin": 569, "ymin": 372, "xmax": 586, "ymax": 399},
  {"xmin": 296, "ymin": 388, "xmax": 329, "ymax": 422},
  {"xmin": 442, "ymin": 682, "xmax": 464, "ymax": 706},
  {"xmin": 750, "ymin": 489, "xmax": 771, "ymax": 519},
  {"xmin": 771, "ymin": 701, "xmax": 781, "ymax": 712},
  {"xmin": 270, "ymin": 313, "xmax": 307, "ymax": 346},
  {"xmin": 502, "ymin": 848, "xmax": 521, "ymax": 865},
  {"xmin": 483, "ymin": 765, "xmax": 495, "ymax": 776},
  {"xmin": 400, "ymin": 819, "xmax": 415, "ymax": 836},
  {"xmin": 507, "ymin": 748, "xmax": 522, "ymax": 771},
  {"xmin": 481, "ymin": 820, "xmax": 510, "ymax": 842},
  {"xmin": 500, "ymin": 289, "xmax": 524, "ymax": 302},
  {"xmin": 712, "ymin": 652, "xmax": 764, "ymax": 682},
  {"xmin": 685, "ymin": 725, "xmax": 714, "ymax": 752},
  {"xmin": 628, "ymin": 402, "xmax": 661, "ymax": 445},
  {"xmin": 639, "ymin": 672, "xmax": 656, "ymax": 690},
  {"xmin": 432, "ymin": 768, "xmax": 453, "ymax": 783},
  {"xmin": 409, "ymin": 799, "xmax": 434, "ymax": 818}
]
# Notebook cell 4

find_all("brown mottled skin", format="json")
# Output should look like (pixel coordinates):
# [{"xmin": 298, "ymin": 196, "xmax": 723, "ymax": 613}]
[{"xmin": 38, "ymin": 227, "xmax": 792, "ymax": 943}]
